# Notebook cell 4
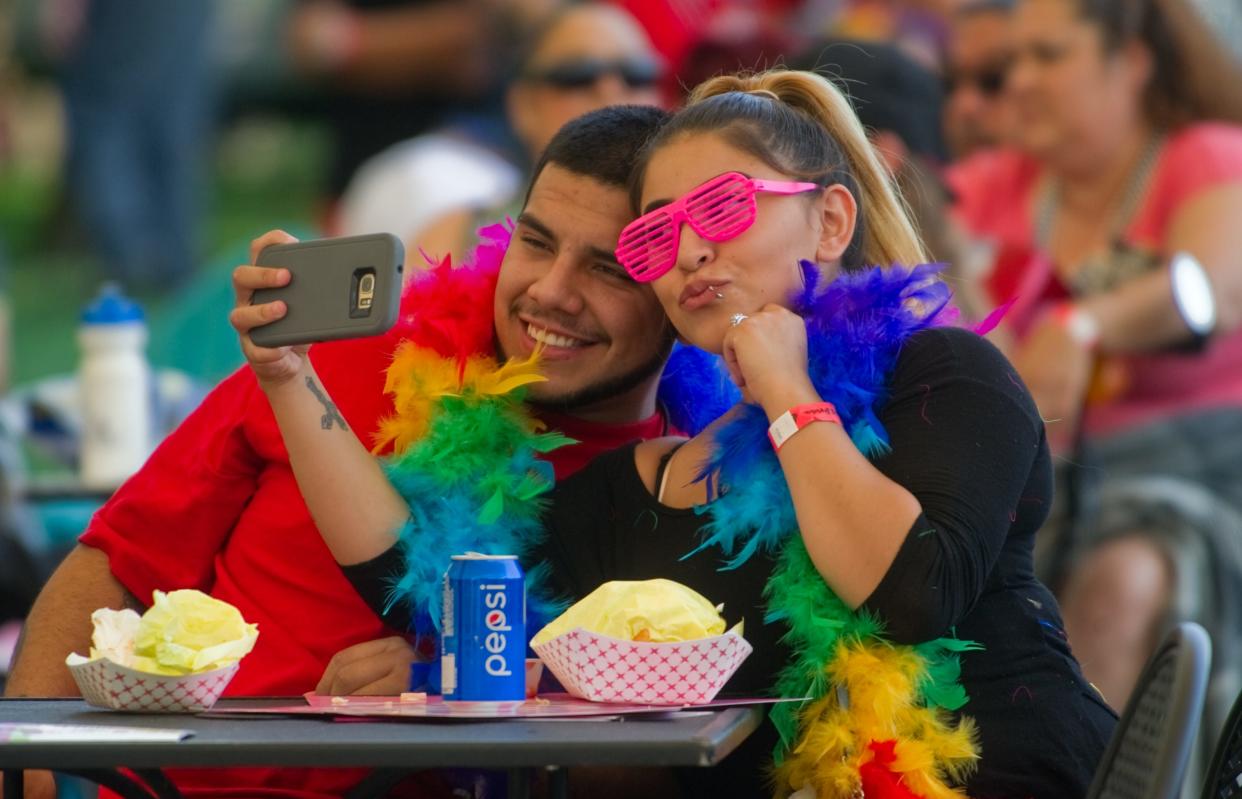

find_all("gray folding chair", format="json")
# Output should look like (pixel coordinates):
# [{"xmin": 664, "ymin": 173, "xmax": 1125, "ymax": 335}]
[
  {"xmin": 1201, "ymin": 688, "xmax": 1242, "ymax": 799},
  {"xmin": 1087, "ymin": 622, "xmax": 1211, "ymax": 799}
]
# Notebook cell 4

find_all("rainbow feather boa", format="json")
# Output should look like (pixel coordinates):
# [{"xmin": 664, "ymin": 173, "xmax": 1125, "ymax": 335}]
[
  {"xmin": 662, "ymin": 262, "xmax": 982, "ymax": 798},
  {"xmin": 372, "ymin": 222, "xmax": 571, "ymax": 654}
]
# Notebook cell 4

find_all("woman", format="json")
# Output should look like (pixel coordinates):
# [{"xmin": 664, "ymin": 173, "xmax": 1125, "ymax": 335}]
[
  {"xmin": 948, "ymin": 0, "xmax": 1242, "ymax": 723},
  {"xmin": 235, "ymin": 73, "xmax": 1115, "ymax": 798}
]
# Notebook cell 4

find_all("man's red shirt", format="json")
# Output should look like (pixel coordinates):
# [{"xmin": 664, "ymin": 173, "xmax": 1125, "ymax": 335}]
[{"xmin": 80, "ymin": 327, "xmax": 666, "ymax": 798}]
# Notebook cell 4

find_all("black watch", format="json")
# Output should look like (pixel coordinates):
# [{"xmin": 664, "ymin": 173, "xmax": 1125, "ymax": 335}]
[{"xmin": 1169, "ymin": 251, "xmax": 1216, "ymax": 348}]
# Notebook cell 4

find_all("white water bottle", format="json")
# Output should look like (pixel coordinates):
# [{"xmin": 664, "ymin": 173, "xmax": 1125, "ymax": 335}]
[{"xmin": 78, "ymin": 283, "xmax": 152, "ymax": 490}]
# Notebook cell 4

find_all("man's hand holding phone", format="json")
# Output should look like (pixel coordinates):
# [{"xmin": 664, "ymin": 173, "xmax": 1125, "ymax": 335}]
[
  {"xmin": 230, "ymin": 229, "xmax": 307, "ymax": 389},
  {"xmin": 230, "ymin": 229, "xmax": 404, "ymax": 388}
]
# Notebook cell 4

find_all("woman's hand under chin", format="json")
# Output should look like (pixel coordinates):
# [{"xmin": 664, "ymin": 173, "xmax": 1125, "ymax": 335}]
[{"xmin": 722, "ymin": 303, "xmax": 822, "ymax": 416}]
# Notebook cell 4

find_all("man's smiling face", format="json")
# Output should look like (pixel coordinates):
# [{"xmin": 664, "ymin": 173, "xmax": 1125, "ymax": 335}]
[{"xmin": 493, "ymin": 164, "xmax": 671, "ymax": 421}]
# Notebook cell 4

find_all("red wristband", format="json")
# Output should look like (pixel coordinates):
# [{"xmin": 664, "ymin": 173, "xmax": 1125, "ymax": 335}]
[{"xmin": 768, "ymin": 402, "xmax": 841, "ymax": 451}]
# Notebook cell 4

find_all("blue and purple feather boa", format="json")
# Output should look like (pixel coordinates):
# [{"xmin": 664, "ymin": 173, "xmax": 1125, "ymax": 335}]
[{"xmin": 658, "ymin": 261, "xmax": 953, "ymax": 569}]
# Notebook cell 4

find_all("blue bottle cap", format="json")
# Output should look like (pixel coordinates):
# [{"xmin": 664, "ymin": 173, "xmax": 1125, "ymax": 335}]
[{"xmin": 81, "ymin": 282, "xmax": 144, "ymax": 324}]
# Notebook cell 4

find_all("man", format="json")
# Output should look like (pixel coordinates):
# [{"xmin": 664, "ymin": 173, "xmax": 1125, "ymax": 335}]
[
  {"xmin": 943, "ymin": 0, "xmax": 1017, "ymax": 158},
  {"xmin": 337, "ymin": 1, "xmax": 664, "ymax": 262},
  {"xmin": 4, "ymin": 105, "xmax": 671, "ymax": 799}
]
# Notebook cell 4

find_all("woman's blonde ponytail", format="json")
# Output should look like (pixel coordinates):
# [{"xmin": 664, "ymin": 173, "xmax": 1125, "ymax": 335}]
[{"xmin": 637, "ymin": 69, "xmax": 928, "ymax": 269}]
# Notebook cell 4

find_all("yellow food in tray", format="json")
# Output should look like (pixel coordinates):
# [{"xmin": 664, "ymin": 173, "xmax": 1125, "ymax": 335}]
[
  {"xmin": 67, "ymin": 588, "xmax": 258, "ymax": 675},
  {"xmin": 531, "ymin": 578, "xmax": 735, "ymax": 646}
]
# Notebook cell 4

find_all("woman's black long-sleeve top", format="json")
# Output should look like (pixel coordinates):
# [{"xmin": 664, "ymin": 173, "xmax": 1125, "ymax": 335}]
[{"xmin": 345, "ymin": 327, "xmax": 1116, "ymax": 798}]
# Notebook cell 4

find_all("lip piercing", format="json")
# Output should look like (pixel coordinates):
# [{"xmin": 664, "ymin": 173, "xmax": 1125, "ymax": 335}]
[{"xmin": 709, "ymin": 285, "xmax": 724, "ymax": 299}]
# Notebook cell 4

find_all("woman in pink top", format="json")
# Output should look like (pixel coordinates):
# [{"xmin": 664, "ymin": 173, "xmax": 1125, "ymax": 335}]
[{"xmin": 949, "ymin": 0, "xmax": 1242, "ymax": 739}]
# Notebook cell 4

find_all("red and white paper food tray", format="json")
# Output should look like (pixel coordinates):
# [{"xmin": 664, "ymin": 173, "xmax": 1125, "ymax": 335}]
[
  {"xmin": 68, "ymin": 658, "xmax": 238, "ymax": 713},
  {"xmin": 532, "ymin": 627, "xmax": 752, "ymax": 705}
]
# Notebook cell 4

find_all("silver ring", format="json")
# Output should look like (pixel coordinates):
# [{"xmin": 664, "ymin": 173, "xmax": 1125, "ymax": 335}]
[{"xmin": 730, "ymin": 313, "xmax": 749, "ymax": 327}]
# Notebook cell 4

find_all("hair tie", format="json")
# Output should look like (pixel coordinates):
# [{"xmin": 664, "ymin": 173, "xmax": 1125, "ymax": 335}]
[{"xmin": 747, "ymin": 88, "xmax": 780, "ymax": 102}]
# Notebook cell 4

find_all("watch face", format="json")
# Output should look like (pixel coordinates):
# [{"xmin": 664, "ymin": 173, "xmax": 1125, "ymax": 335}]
[{"xmin": 1170, "ymin": 252, "xmax": 1216, "ymax": 336}]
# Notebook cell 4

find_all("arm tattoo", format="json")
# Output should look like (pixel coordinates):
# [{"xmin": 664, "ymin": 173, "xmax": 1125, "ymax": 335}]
[{"xmin": 306, "ymin": 377, "xmax": 349, "ymax": 431}]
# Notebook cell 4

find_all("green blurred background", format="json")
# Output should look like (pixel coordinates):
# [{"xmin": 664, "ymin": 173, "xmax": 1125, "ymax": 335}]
[{"xmin": 0, "ymin": 112, "xmax": 328, "ymax": 388}]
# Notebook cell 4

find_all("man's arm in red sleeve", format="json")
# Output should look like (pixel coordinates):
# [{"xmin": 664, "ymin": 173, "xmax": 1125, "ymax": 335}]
[{"xmin": 4, "ymin": 546, "xmax": 142, "ymax": 696}]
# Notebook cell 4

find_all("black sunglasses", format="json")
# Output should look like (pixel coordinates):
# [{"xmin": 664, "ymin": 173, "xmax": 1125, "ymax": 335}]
[
  {"xmin": 522, "ymin": 57, "xmax": 663, "ymax": 90},
  {"xmin": 943, "ymin": 66, "xmax": 1008, "ymax": 97}
]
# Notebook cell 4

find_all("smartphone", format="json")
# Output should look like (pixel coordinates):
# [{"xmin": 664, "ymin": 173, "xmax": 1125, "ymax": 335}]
[{"xmin": 249, "ymin": 233, "xmax": 404, "ymax": 348}]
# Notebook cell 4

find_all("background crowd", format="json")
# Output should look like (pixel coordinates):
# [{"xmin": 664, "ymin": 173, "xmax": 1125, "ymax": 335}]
[{"xmin": 0, "ymin": 0, "xmax": 1240, "ymax": 795}]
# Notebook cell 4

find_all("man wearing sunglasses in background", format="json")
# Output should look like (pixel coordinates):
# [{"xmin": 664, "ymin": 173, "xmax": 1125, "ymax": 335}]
[
  {"xmin": 337, "ymin": 1, "xmax": 665, "ymax": 262},
  {"xmin": 507, "ymin": 3, "xmax": 664, "ymax": 156},
  {"xmin": 943, "ymin": 0, "xmax": 1017, "ymax": 158}
]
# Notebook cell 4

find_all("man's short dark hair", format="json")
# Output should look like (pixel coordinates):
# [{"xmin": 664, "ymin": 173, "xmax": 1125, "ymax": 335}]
[{"xmin": 524, "ymin": 105, "xmax": 669, "ymax": 204}]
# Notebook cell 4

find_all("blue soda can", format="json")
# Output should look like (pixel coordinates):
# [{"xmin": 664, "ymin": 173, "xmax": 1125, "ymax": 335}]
[{"xmin": 441, "ymin": 553, "xmax": 526, "ymax": 701}]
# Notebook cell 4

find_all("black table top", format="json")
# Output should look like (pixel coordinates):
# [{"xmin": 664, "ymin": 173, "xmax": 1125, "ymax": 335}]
[{"xmin": 0, "ymin": 698, "xmax": 764, "ymax": 770}]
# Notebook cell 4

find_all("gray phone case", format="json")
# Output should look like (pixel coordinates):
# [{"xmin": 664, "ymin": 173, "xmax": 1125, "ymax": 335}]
[{"xmin": 250, "ymin": 233, "xmax": 404, "ymax": 347}]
